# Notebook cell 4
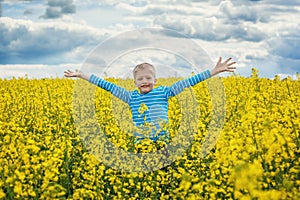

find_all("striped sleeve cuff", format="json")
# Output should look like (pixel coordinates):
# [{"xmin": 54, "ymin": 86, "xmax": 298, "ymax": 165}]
[
  {"xmin": 201, "ymin": 70, "xmax": 211, "ymax": 80},
  {"xmin": 89, "ymin": 74, "xmax": 98, "ymax": 85},
  {"xmin": 190, "ymin": 69, "xmax": 211, "ymax": 85}
]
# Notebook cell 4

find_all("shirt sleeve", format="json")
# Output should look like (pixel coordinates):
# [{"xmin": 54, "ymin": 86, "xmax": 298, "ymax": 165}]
[
  {"xmin": 166, "ymin": 70, "xmax": 211, "ymax": 98},
  {"xmin": 89, "ymin": 74, "xmax": 131, "ymax": 104}
]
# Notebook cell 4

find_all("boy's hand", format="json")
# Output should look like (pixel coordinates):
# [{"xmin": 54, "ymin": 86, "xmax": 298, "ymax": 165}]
[
  {"xmin": 210, "ymin": 57, "xmax": 236, "ymax": 76},
  {"xmin": 64, "ymin": 69, "xmax": 82, "ymax": 77},
  {"xmin": 64, "ymin": 69, "xmax": 89, "ymax": 80}
]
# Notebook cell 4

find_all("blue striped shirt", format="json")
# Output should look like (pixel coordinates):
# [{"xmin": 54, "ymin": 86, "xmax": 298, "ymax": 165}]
[{"xmin": 89, "ymin": 70, "xmax": 211, "ymax": 141}]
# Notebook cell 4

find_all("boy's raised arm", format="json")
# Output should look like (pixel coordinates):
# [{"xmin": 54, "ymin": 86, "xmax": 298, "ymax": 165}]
[
  {"xmin": 64, "ymin": 69, "xmax": 90, "ymax": 81},
  {"xmin": 64, "ymin": 69, "xmax": 132, "ymax": 104},
  {"xmin": 166, "ymin": 57, "xmax": 236, "ymax": 98}
]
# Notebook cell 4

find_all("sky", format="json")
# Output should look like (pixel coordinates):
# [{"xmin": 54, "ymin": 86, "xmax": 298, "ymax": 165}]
[{"xmin": 0, "ymin": 0, "xmax": 299, "ymax": 79}]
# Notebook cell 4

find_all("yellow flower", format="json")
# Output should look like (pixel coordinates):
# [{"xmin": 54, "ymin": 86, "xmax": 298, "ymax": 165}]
[
  {"xmin": 138, "ymin": 103, "xmax": 148, "ymax": 114},
  {"xmin": 13, "ymin": 181, "xmax": 23, "ymax": 196},
  {"xmin": 0, "ymin": 71, "xmax": 299, "ymax": 199},
  {"xmin": 0, "ymin": 189, "xmax": 6, "ymax": 199}
]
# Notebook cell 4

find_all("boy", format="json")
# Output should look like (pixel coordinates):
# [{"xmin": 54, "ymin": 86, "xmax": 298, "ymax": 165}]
[{"xmin": 64, "ymin": 57, "xmax": 236, "ymax": 143}]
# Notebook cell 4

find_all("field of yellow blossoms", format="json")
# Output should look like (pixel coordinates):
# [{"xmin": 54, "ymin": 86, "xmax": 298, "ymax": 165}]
[{"xmin": 0, "ymin": 69, "xmax": 299, "ymax": 199}]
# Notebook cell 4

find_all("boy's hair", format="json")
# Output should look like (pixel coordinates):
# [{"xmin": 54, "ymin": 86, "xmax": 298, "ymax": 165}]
[{"xmin": 133, "ymin": 63, "xmax": 156, "ymax": 78}]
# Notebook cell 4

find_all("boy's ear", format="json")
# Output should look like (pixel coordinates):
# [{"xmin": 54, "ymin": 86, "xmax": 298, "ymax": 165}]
[{"xmin": 154, "ymin": 78, "xmax": 157, "ymax": 84}]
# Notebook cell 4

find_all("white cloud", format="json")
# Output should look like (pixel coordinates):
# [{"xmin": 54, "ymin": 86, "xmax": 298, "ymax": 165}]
[
  {"xmin": 0, "ymin": 17, "xmax": 110, "ymax": 64},
  {"xmin": 40, "ymin": 0, "xmax": 76, "ymax": 19},
  {"xmin": 0, "ymin": 63, "xmax": 81, "ymax": 79},
  {"xmin": 0, "ymin": 0, "xmax": 299, "ymax": 79},
  {"xmin": 153, "ymin": 13, "xmax": 267, "ymax": 42},
  {"xmin": 219, "ymin": 0, "xmax": 269, "ymax": 23},
  {"xmin": 79, "ymin": 28, "xmax": 214, "ymax": 79}
]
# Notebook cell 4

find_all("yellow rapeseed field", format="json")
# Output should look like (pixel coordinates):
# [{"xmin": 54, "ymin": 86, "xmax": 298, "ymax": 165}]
[{"xmin": 0, "ymin": 70, "xmax": 299, "ymax": 199}]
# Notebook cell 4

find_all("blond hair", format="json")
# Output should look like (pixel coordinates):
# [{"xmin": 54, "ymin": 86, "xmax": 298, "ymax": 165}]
[{"xmin": 133, "ymin": 63, "xmax": 156, "ymax": 78}]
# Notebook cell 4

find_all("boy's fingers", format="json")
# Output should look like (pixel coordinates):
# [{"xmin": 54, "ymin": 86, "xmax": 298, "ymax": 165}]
[
  {"xmin": 225, "ymin": 57, "xmax": 232, "ymax": 63},
  {"xmin": 228, "ymin": 61, "xmax": 236, "ymax": 66},
  {"xmin": 218, "ymin": 57, "xmax": 222, "ymax": 63}
]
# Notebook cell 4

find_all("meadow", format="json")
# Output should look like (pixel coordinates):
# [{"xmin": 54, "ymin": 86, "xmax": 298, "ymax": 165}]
[{"xmin": 0, "ymin": 70, "xmax": 299, "ymax": 199}]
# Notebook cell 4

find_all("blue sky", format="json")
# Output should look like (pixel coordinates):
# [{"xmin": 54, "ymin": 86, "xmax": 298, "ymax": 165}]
[{"xmin": 0, "ymin": 0, "xmax": 299, "ymax": 79}]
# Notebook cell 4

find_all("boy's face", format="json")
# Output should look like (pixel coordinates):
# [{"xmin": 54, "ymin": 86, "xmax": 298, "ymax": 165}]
[{"xmin": 134, "ymin": 69, "xmax": 157, "ymax": 94}]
